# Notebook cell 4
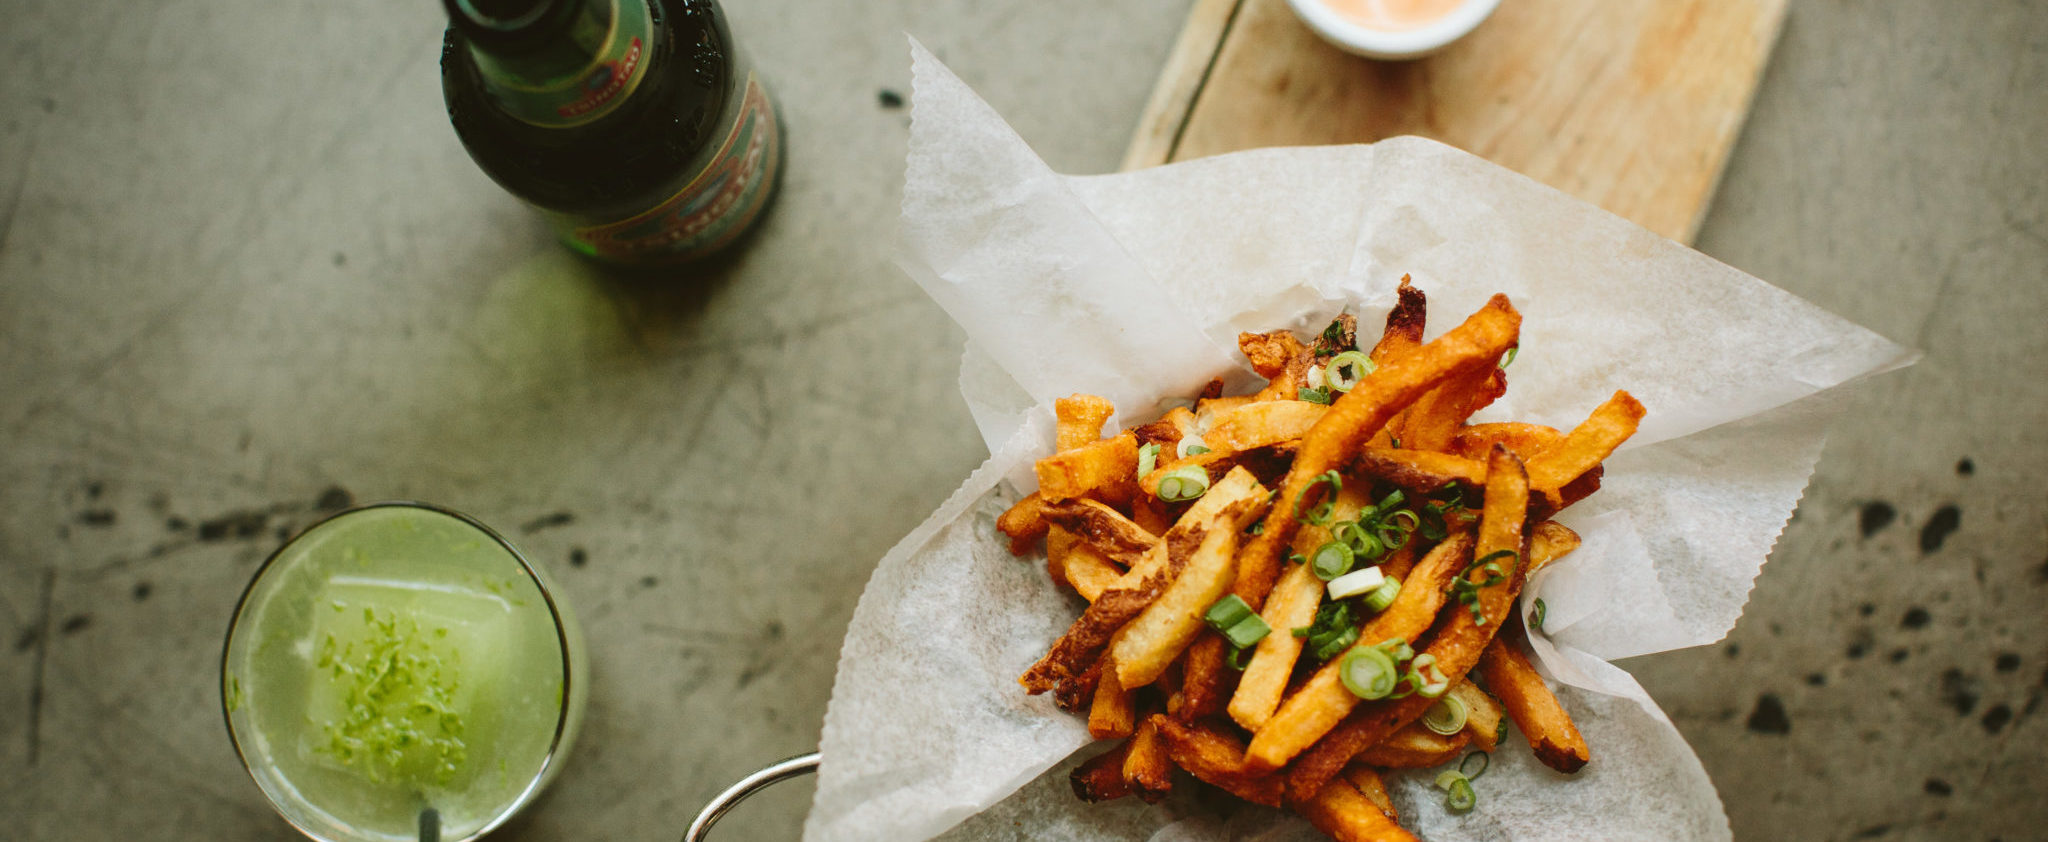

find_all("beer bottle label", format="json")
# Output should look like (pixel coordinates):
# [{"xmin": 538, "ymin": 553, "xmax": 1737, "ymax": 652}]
[
  {"xmin": 556, "ymin": 73, "xmax": 782, "ymax": 264},
  {"xmin": 483, "ymin": 0, "xmax": 655, "ymax": 129}
]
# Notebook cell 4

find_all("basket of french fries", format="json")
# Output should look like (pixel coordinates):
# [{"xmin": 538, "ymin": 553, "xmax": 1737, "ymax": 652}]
[{"xmin": 798, "ymin": 43, "xmax": 1912, "ymax": 842}]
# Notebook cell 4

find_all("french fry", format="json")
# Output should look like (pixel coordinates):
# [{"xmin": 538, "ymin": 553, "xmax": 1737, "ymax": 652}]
[
  {"xmin": 1354, "ymin": 721, "xmax": 1470, "ymax": 768},
  {"xmin": 1284, "ymin": 445, "xmax": 1529, "ymax": 803},
  {"xmin": 1525, "ymin": 520, "xmax": 1582, "ymax": 576},
  {"xmin": 1036, "ymin": 432, "xmax": 1139, "ymax": 504},
  {"xmin": 1245, "ymin": 530, "xmax": 1474, "ymax": 773},
  {"xmin": 1525, "ymin": 390, "xmax": 1644, "ymax": 498},
  {"xmin": 1069, "ymin": 740, "xmax": 1134, "ymax": 803},
  {"xmin": 1450, "ymin": 422, "xmax": 1563, "ymax": 461},
  {"xmin": 1480, "ymin": 624, "xmax": 1590, "ymax": 773},
  {"xmin": 1112, "ymin": 491, "xmax": 1268, "ymax": 688},
  {"xmin": 1367, "ymin": 277, "xmax": 1428, "ymax": 448},
  {"xmin": 1178, "ymin": 634, "xmax": 1236, "ymax": 720},
  {"xmin": 1088, "ymin": 656, "xmax": 1136, "ymax": 739},
  {"xmin": 1042, "ymin": 499, "xmax": 1158, "ymax": 568},
  {"xmin": 1154, "ymin": 716, "xmax": 1285, "ymax": 807},
  {"xmin": 1064, "ymin": 543, "xmax": 1123, "ymax": 602},
  {"xmin": 1045, "ymin": 526, "xmax": 1077, "ymax": 592},
  {"xmin": 1054, "ymin": 657, "xmax": 1103, "ymax": 713},
  {"xmin": 1299, "ymin": 769, "xmax": 1418, "ymax": 842},
  {"xmin": 1398, "ymin": 364, "xmax": 1508, "ymax": 453},
  {"xmin": 1131, "ymin": 406, "xmax": 1198, "ymax": 451},
  {"xmin": 1341, "ymin": 764, "xmax": 1396, "ymax": 819},
  {"xmin": 996, "ymin": 491, "xmax": 1052, "ymax": 556},
  {"xmin": 1055, "ymin": 393, "xmax": 1116, "ymax": 451},
  {"xmin": 1348, "ymin": 448, "xmax": 1487, "ymax": 496},
  {"xmin": 1207, "ymin": 400, "xmax": 1328, "ymax": 451},
  {"xmin": 1021, "ymin": 470, "xmax": 1264, "ymax": 693},
  {"xmin": 1123, "ymin": 714, "xmax": 1173, "ymax": 802},
  {"xmin": 1234, "ymin": 295, "xmax": 1521, "ymax": 610},
  {"xmin": 1241, "ymin": 329, "xmax": 1309, "ymax": 379},
  {"xmin": 1447, "ymin": 679, "xmax": 1505, "ymax": 751},
  {"xmin": 1228, "ymin": 485, "xmax": 1368, "ymax": 731}
]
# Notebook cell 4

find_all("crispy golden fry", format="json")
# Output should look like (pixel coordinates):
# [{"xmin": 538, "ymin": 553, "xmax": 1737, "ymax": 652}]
[
  {"xmin": 1089, "ymin": 656, "xmax": 1136, "ymax": 739},
  {"xmin": 1399, "ymin": 365, "xmax": 1508, "ymax": 453},
  {"xmin": 1342, "ymin": 764, "xmax": 1396, "ymax": 818},
  {"xmin": 1123, "ymin": 714, "xmax": 1173, "ymax": 802},
  {"xmin": 1299, "ymin": 769, "xmax": 1418, "ymax": 842},
  {"xmin": 1450, "ymin": 422, "xmax": 1563, "ymax": 461},
  {"xmin": 1037, "ymin": 432, "xmax": 1140, "ymax": 504},
  {"xmin": 1056, "ymin": 393, "xmax": 1116, "ymax": 451},
  {"xmin": 1241, "ymin": 329, "xmax": 1309, "ymax": 379},
  {"xmin": 1179, "ymin": 634, "xmax": 1236, "ymax": 721},
  {"xmin": 1245, "ymin": 530, "xmax": 1474, "ymax": 773},
  {"xmin": 1235, "ymin": 295, "xmax": 1521, "ymax": 610},
  {"xmin": 1208, "ymin": 400, "xmax": 1328, "ymax": 452},
  {"xmin": 1284, "ymin": 446, "xmax": 1529, "ymax": 803},
  {"xmin": 1480, "ymin": 625, "xmax": 1589, "ymax": 773},
  {"xmin": 1447, "ymin": 679, "xmax": 1505, "ymax": 751},
  {"xmin": 1042, "ymin": 499, "xmax": 1158, "ymax": 568},
  {"xmin": 1064, "ymin": 543, "xmax": 1123, "ymax": 602},
  {"xmin": 1055, "ymin": 656, "xmax": 1104, "ymax": 713},
  {"xmin": 1045, "ymin": 527, "xmax": 1076, "ymax": 592},
  {"xmin": 1113, "ymin": 489, "xmax": 1268, "ymax": 688},
  {"xmin": 1131, "ymin": 406, "xmax": 1198, "ymax": 451},
  {"xmin": 1354, "ymin": 721, "xmax": 1470, "ymax": 768},
  {"xmin": 1069, "ymin": 740, "xmax": 1134, "ymax": 802},
  {"xmin": 1348, "ymin": 448, "xmax": 1487, "ymax": 496},
  {"xmin": 1229, "ymin": 485, "xmax": 1368, "ymax": 731},
  {"xmin": 1367, "ymin": 278, "xmax": 1429, "ymax": 449},
  {"xmin": 1154, "ymin": 716, "xmax": 1285, "ymax": 807},
  {"xmin": 1525, "ymin": 520, "xmax": 1582, "ymax": 576},
  {"xmin": 1525, "ymin": 390, "xmax": 1644, "ymax": 498},
  {"xmin": 996, "ymin": 491, "xmax": 1052, "ymax": 556}
]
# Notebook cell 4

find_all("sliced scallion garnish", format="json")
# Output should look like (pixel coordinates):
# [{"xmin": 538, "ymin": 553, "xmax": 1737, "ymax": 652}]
[
  {"xmin": 1339, "ymin": 646, "xmax": 1399, "ymax": 699},
  {"xmin": 1531, "ymin": 597, "xmax": 1547, "ymax": 632},
  {"xmin": 1363, "ymin": 576, "xmax": 1401, "ymax": 612},
  {"xmin": 1136, "ymin": 442, "xmax": 1160, "ymax": 478},
  {"xmin": 1298, "ymin": 387, "xmax": 1331, "ymax": 405},
  {"xmin": 1324, "ymin": 350, "xmax": 1374, "ymax": 392},
  {"xmin": 1310, "ymin": 541, "xmax": 1355, "ymax": 581},
  {"xmin": 1156, "ymin": 466, "xmax": 1211, "ymax": 502},
  {"xmin": 1423, "ymin": 694, "xmax": 1469, "ymax": 735}
]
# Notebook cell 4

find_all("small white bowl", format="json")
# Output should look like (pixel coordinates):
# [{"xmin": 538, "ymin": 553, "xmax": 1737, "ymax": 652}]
[{"xmin": 1285, "ymin": 0, "xmax": 1504, "ymax": 61}]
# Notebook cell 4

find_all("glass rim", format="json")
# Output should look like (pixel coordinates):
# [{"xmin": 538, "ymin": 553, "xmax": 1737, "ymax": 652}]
[{"xmin": 219, "ymin": 500, "xmax": 579, "ymax": 842}]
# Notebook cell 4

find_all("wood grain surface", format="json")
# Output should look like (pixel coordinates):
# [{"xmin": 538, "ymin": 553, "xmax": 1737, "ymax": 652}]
[{"xmin": 1124, "ymin": 0, "xmax": 1791, "ymax": 243}]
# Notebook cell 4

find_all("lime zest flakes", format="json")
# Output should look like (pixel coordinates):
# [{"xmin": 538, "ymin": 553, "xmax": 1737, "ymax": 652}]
[{"xmin": 314, "ymin": 607, "xmax": 469, "ymax": 787}]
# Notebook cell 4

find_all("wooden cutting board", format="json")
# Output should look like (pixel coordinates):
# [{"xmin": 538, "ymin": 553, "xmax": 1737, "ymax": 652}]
[{"xmin": 1122, "ymin": 0, "xmax": 1790, "ymax": 244}]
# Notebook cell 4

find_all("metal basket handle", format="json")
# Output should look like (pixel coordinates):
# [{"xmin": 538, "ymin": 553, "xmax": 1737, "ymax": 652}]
[{"xmin": 684, "ymin": 751, "xmax": 821, "ymax": 841}]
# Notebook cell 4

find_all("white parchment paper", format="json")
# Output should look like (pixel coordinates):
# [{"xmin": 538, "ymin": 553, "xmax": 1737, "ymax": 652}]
[{"xmin": 804, "ymin": 40, "xmax": 1916, "ymax": 842}]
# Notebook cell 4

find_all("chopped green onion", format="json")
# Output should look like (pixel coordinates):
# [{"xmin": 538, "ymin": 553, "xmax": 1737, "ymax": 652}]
[
  {"xmin": 1450, "ymin": 551, "xmax": 1514, "ymax": 625},
  {"xmin": 1375, "ymin": 637, "xmax": 1414, "ymax": 662},
  {"xmin": 1325, "ymin": 566, "xmax": 1386, "ymax": 600},
  {"xmin": 1157, "ymin": 466, "xmax": 1211, "ymax": 502},
  {"xmin": 1500, "ymin": 347, "xmax": 1518, "ymax": 369},
  {"xmin": 1459, "ymin": 750, "xmax": 1491, "ymax": 780},
  {"xmin": 1204, "ymin": 594, "xmax": 1255, "ymax": 630},
  {"xmin": 1248, "ymin": 521, "xmax": 1266, "ymax": 535},
  {"xmin": 1339, "ymin": 647, "xmax": 1399, "ymax": 699},
  {"xmin": 1304, "ymin": 364, "xmax": 1327, "ymax": 391},
  {"xmin": 1310, "ymin": 541, "xmax": 1355, "ymax": 581},
  {"xmin": 1298, "ymin": 387, "xmax": 1331, "ymax": 405},
  {"xmin": 1136, "ymin": 442, "xmax": 1160, "ymax": 478},
  {"xmin": 1187, "ymin": 445, "xmax": 1211, "ymax": 455},
  {"xmin": 1333, "ymin": 521, "xmax": 1382, "ymax": 559},
  {"xmin": 1322, "ymin": 350, "xmax": 1374, "ymax": 392},
  {"xmin": 1389, "ymin": 437, "xmax": 1402, "ymax": 449},
  {"xmin": 1423, "ymin": 694, "xmax": 1469, "ymax": 735},
  {"xmin": 1226, "ymin": 644, "xmax": 1256, "ymax": 670},
  {"xmin": 1320, "ymin": 317, "xmax": 1351, "ymax": 349},
  {"xmin": 1296, "ymin": 470, "xmax": 1343, "ymax": 525},
  {"xmin": 1363, "ymin": 576, "xmax": 1402, "ymax": 612},
  {"xmin": 1177, "ymin": 436, "xmax": 1209, "ymax": 458},
  {"xmin": 1294, "ymin": 600, "xmax": 1362, "ymax": 662},
  {"xmin": 1531, "ymin": 598, "xmax": 1547, "ymax": 632},
  {"xmin": 1223, "ymin": 615, "xmax": 1271, "ymax": 649},
  {"xmin": 1411, "ymin": 654, "xmax": 1450, "ymax": 697},
  {"xmin": 1436, "ymin": 772, "xmax": 1476, "ymax": 812}
]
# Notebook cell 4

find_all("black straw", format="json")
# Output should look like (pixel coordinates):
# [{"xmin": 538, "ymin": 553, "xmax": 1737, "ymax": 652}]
[{"xmin": 419, "ymin": 807, "xmax": 440, "ymax": 842}]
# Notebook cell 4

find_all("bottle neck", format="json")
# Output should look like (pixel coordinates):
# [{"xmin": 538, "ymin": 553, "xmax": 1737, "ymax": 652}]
[{"xmin": 459, "ymin": 0, "xmax": 659, "ymax": 129}]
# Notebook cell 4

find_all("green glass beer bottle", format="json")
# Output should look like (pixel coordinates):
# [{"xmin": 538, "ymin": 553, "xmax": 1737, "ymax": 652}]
[{"xmin": 441, "ymin": 0, "xmax": 782, "ymax": 266}]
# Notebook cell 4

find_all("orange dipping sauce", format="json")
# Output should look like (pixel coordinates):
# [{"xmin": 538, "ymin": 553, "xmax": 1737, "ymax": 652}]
[{"xmin": 1318, "ymin": 0, "xmax": 1468, "ymax": 31}]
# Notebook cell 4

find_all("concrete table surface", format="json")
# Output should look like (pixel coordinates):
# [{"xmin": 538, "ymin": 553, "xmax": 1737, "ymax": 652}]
[{"xmin": 0, "ymin": 1, "xmax": 2040, "ymax": 840}]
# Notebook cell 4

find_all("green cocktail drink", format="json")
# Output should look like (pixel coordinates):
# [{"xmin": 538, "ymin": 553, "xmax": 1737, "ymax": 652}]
[{"xmin": 223, "ymin": 503, "xmax": 586, "ymax": 841}]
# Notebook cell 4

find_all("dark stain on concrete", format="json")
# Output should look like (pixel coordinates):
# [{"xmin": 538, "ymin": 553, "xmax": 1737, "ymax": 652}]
[
  {"xmin": 1888, "ymin": 648, "xmax": 1910, "ymax": 663},
  {"xmin": 1806, "ymin": 672, "xmax": 1826, "ymax": 686},
  {"xmin": 333, "ymin": 252, "xmax": 347, "ymax": 267},
  {"xmin": 132, "ymin": 582, "xmax": 151, "ymax": 602},
  {"xmin": 77, "ymin": 509, "xmax": 116, "ymax": 527},
  {"xmin": 1724, "ymin": 642, "xmax": 1740, "ymax": 658},
  {"xmin": 878, "ymin": 88, "xmax": 904, "ymax": 109},
  {"xmin": 568, "ymin": 547, "xmax": 588, "ymax": 568},
  {"xmin": 86, "ymin": 481, "xmax": 103, "ymax": 499},
  {"xmin": 1900, "ymin": 607, "xmax": 1930, "ymax": 629},
  {"xmin": 198, "ymin": 510, "xmax": 270, "ymax": 542},
  {"xmin": 1851, "ymin": 824, "xmax": 1892, "ymax": 838},
  {"xmin": 166, "ymin": 516, "xmax": 189, "ymax": 531},
  {"xmin": 14, "ymin": 627, "xmax": 35, "ymax": 652},
  {"xmin": 1859, "ymin": 501, "xmax": 1897, "ymax": 537},
  {"xmin": 59, "ymin": 615, "xmax": 90, "ymax": 635},
  {"xmin": 315, "ymin": 486, "xmax": 354, "ymax": 511},
  {"xmin": 1859, "ymin": 603, "xmax": 1876, "ymax": 617},
  {"xmin": 1955, "ymin": 458, "xmax": 1974, "ymax": 476},
  {"xmin": 1939, "ymin": 669, "xmax": 1980, "ymax": 716},
  {"xmin": 1995, "ymin": 653, "xmax": 2021, "ymax": 673},
  {"xmin": 1847, "ymin": 627, "xmax": 1874, "ymax": 659},
  {"xmin": 1746, "ymin": 693, "xmax": 1790, "ymax": 734},
  {"xmin": 639, "ymin": 575, "xmax": 658, "ymax": 589},
  {"xmin": 521, "ymin": 512, "xmax": 575, "ymax": 533},
  {"xmin": 1923, "ymin": 778, "xmax": 1953, "ymax": 796},
  {"xmin": 1981, "ymin": 703, "xmax": 2012, "ymax": 733},
  {"xmin": 1919, "ymin": 505, "xmax": 1961, "ymax": 553}
]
